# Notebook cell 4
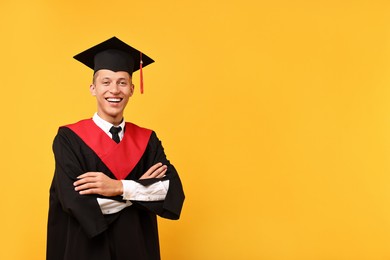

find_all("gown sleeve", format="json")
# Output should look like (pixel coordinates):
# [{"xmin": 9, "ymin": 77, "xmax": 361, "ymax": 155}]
[
  {"xmin": 52, "ymin": 127, "xmax": 108, "ymax": 238},
  {"xmin": 132, "ymin": 132, "xmax": 185, "ymax": 220}
]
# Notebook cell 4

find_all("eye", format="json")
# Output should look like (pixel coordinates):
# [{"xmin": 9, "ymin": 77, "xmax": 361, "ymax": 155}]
[
  {"xmin": 102, "ymin": 81, "xmax": 110, "ymax": 86},
  {"xmin": 119, "ymin": 81, "xmax": 128, "ymax": 86}
]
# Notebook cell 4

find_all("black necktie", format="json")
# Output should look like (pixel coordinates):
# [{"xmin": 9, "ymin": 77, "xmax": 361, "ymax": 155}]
[{"xmin": 109, "ymin": 126, "xmax": 122, "ymax": 143}]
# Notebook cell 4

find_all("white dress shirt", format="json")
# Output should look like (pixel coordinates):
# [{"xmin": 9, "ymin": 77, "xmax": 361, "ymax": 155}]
[{"xmin": 92, "ymin": 113, "xmax": 169, "ymax": 214}]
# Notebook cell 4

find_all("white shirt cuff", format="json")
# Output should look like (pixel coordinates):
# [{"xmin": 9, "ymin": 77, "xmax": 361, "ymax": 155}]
[
  {"xmin": 121, "ymin": 179, "xmax": 170, "ymax": 201},
  {"xmin": 97, "ymin": 198, "xmax": 132, "ymax": 215}
]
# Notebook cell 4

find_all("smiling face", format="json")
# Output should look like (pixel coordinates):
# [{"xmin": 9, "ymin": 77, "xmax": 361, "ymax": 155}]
[{"xmin": 90, "ymin": 69, "xmax": 134, "ymax": 125}]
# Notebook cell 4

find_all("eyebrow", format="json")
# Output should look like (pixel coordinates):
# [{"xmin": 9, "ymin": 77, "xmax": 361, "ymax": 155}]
[{"xmin": 100, "ymin": 77, "xmax": 128, "ymax": 81}]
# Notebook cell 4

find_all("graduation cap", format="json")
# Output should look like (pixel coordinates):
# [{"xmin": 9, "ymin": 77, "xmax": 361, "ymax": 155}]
[{"xmin": 73, "ymin": 36, "xmax": 154, "ymax": 94}]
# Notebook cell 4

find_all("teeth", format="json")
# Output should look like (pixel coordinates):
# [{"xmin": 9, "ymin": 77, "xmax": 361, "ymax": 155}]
[{"xmin": 106, "ymin": 98, "xmax": 122, "ymax": 102}]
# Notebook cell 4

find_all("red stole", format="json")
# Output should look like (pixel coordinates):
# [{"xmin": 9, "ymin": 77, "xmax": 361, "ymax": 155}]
[{"xmin": 65, "ymin": 119, "xmax": 152, "ymax": 180}]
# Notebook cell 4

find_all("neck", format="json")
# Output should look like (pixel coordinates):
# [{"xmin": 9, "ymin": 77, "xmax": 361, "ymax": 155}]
[{"xmin": 97, "ymin": 112, "xmax": 123, "ymax": 126}]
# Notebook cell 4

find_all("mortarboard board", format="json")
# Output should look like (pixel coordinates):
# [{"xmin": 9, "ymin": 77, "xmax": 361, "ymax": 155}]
[{"xmin": 73, "ymin": 36, "xmax": 154, "ymax": 94}]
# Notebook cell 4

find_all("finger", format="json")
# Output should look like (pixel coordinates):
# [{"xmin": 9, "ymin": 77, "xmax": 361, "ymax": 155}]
[
  {"xmin": 155, "ymin": 168, "xmax": 168, "ymax": 178},
  {"xmin": 76, "ymin": 179, "xmax": 104, "ymax": 191},
  {"xmin": 144, "ymin": 163, "xmax": 163, "ymax": 176},
  {"xmin": 74, "ymin": 177, "xmax": 97, "ymax": 186},
  {"xmin": 79, "ymin": 188, "xmax": 99, "ymax": 195},
  {"xmin": 147, "ymin": 163, "xmax": 163, "ymax": 175},
  {"xmin": 75, "ymin": 182, "xmax": 96, "ymax": 192},
  {"xmin": 149, "ymin": 165, "xmax": 167, "ymax": 178},
  {"xmin": 77, "ymin": 172, "xmax": 99, "ymax": 179}
]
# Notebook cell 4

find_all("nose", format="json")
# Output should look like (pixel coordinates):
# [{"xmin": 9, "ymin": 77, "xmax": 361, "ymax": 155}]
[{"xmin": 109, "ymin": 83, "xmax": 120, "ymax": 94}]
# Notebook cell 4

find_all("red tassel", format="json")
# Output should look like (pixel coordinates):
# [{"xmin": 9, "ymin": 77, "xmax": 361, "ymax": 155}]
[{"xmin": 140, "ymin": 52, "xmax": 144, "ymax": 94}]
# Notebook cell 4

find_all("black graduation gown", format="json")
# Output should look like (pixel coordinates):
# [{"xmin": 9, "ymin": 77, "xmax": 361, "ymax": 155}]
[{"xmin": 47, "ymin": 120, "xmax": 185, "ymax": 260}]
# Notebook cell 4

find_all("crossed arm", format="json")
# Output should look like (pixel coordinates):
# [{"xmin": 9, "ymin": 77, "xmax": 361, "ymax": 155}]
[{"xmin": 73, "ymin": 162, "xmax": 168, "ymax": 197}]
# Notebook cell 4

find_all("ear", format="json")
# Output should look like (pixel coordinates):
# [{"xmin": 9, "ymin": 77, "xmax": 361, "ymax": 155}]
[
  {"xmin": 130, "ymin": 83, "xmax": 135, "ymax": 97},
  {"xmin": 90, "ymin": 84, "xmax": 96, "ymax": 96}
]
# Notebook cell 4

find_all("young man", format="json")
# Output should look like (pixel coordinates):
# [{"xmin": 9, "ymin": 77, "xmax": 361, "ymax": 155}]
[{"xmin": 47, "ymin": 37, "xmax": 185, "ymax": 260}]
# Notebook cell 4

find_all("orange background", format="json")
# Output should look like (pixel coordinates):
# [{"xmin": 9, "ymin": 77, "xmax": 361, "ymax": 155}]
[{"xmin": 1, "ymin": 0, "xmax": 390, "ymax": 259}]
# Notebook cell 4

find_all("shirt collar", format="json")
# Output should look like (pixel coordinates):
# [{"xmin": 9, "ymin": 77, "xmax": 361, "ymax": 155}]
[{"xmin": 92, "ymin": 113, "xmax": 126, "ymax": 138}]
